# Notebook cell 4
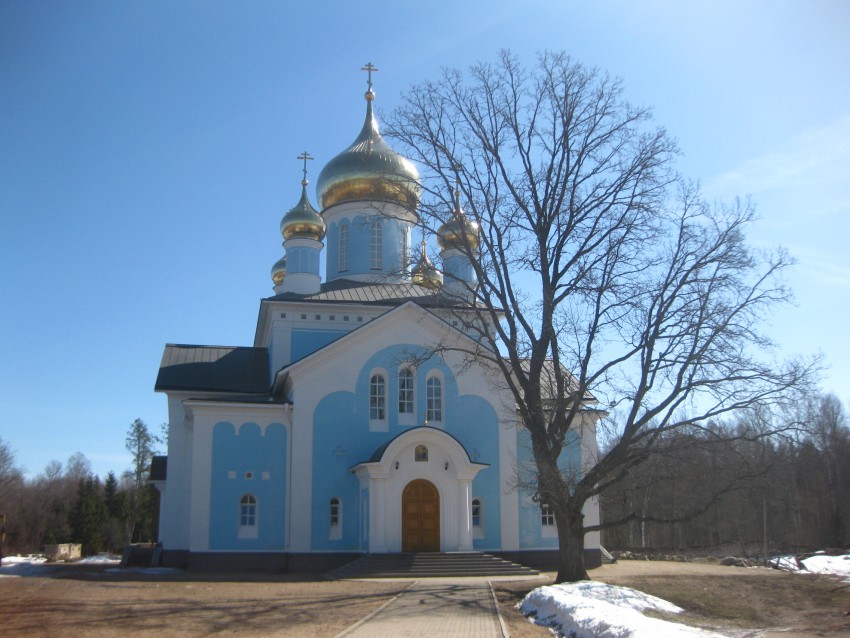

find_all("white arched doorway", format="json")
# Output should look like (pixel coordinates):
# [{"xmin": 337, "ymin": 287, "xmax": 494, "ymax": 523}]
[{"xmin": 351, "ymin": 427, "xmax": 488, "ymax": 553}]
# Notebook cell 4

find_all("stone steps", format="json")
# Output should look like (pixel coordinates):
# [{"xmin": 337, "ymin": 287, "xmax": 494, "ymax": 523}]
[{"xmin": 329, "ymin": 552, "xmax": 539, "ymax": 579}]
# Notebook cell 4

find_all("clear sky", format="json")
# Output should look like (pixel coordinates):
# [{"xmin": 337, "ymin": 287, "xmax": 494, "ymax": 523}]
[{"xmin": 2, "ymin": 1, "xmax": 848, "ymax": 480}]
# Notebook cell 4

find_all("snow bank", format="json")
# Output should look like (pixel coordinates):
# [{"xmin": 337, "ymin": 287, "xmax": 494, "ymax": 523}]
[
  {"xmin": 1, "ymin": 553, "xmax": 120, "ymax": 577},
  {"xmin": 773, "ymin": 552, "xmax": 850, "ymax": 583},
  {"xmin": 0, "ymin": 554, "xmax": 49, "ymax": 578},
  {"xmin": 518, "ymin": 581, "xmax": 725, "ymax": 637}
]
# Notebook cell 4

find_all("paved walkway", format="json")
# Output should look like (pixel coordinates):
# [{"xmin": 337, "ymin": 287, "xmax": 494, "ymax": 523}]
[{"xmin": 334, "ymin": 580, "xmax": 507, "ymax": 638}]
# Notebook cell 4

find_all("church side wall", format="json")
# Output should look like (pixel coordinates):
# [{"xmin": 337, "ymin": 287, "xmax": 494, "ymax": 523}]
[
  {"xmin": 208, "ymin": 422, "xmax": 287, "ymax": 550},
  {"xmin": 159, "ymin": 394, "xmax": 193, "ymax": 550}
]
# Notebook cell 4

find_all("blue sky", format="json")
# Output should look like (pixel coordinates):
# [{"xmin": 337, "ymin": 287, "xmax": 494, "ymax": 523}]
[{"xmin": 1, "ymin": 1, "xmax": 848, "ymax": 479}]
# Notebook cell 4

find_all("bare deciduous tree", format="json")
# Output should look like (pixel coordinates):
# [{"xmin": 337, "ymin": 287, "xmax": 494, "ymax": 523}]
[{"xmin": 387, "ymin": 51, "xmax": 816, "ymax": 582}]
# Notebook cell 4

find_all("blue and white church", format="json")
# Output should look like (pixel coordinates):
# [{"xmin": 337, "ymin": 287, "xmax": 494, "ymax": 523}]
[{"xmin": 152, "ymin": 68, "xmax": 601, "ymax": 571}]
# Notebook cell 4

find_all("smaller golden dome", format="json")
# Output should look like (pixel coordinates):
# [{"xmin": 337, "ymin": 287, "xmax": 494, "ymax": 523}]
[
  {"xmin": 437, "ymin": 190, "xmax": 479, "ymax": 251},
  {"xmin": 411, "ymin": 237, "xmax": 443, "ymax": 290},
  {"xmin": 271, "ymin": 255, "xmax": 287, "ymax": 286},
  {"xmin": 281, "ymin": 182, "xmax": 326, "ymax": 241}
]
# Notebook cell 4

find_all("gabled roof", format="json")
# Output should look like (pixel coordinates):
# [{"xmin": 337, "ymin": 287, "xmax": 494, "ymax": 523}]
[
  {"xmin": 264, "ymin": 278, "xmax": 469, "ymax": 308},
  {"xmin": 272, "ymin": 300, "xmax": 499, "ymax": 394},
  {"xmin": 155, "ymin": 344, "xmax": 270, "ymax": 394}
]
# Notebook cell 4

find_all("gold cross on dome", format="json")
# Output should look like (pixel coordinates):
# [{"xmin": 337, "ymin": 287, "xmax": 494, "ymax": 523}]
[
  {"xmin": 297, "ymin": 150, "xmax": 314, "ymax": 183},
  {"xmin": 361, "ymin": 62, "xmax": 378, "ymax": 90}
]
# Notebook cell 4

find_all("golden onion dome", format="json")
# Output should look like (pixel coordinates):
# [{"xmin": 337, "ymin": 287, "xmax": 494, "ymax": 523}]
[
  {"xmin": 270, "ymin": 255, "xmax": 287, "ymax": 286},
  {"xmin": 437, "ymin": 190, "xmax": 480, "ymax": 251},
  {"xmin": 411, "ymin": 238, "xmax": 443, "ymax": 290},
  {"xmin": 281, "ymin": 180, "xmax": 326, "ymax": 241},
  {"xmin": 316, "ymin": 88, "xmax": 421, "ymax": 212}
]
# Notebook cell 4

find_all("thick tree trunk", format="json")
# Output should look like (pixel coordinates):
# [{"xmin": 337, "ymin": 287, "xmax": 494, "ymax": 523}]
[{"xmin": 555, "ymin": 506, "xmax": 589, "ymax": 582}]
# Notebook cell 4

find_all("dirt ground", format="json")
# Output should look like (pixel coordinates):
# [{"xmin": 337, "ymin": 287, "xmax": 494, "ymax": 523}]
[
  {"xmin": 1, "ymin": 560, "xmax": 848, "ymax": 637},
  {"xmin": 494, "ymin": 560, "xmax": 850, "ymax": 637}
]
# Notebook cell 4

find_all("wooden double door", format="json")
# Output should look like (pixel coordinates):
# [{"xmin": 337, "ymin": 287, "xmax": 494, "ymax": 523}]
[{"xmin": 402, "ymin": 479, "xmax": 440, "ymax": 552}]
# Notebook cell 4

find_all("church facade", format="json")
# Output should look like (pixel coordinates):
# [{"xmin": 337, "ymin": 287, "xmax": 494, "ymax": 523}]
[{"xmin": 152, "ymin": 69, "xmax": 601, "ymax": 572}]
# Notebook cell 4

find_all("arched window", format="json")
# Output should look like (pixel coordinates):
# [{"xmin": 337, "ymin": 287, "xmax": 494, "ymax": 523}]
[
  {"xmin": 329, "ymin": 497, "xmax": 342, "ymax": 540},
  {"xmin": 471, "ymin": 498, "xmax": 482, "ymax": 527},
  {"xmin": 339, "ymin": 223, "xmax": 350, "ymax": 272},
  {"xmin": 370, "ymin": 374, "xmax": 386, "ymax": 420},
  {"xmin": 240, "ymin": 494, "xmax": 257, "ymax": 527},
  {"xmin": 415, "ymin": 444, "xmax": 429, "ymax": 462},
  {"xmin": 541, "ymin": 503, "xmax": 555, "ymax": 527},
  {"xmin": 426, "ymin": 376, "xmax": 443, "ymax": 423},
  {"xmin": 370, "ymin": 220, "xmax": 382, "ymax": 269},
  {"xmin": 330, "ymin": 497, "xmax": 340, "ymax": 527},
  {"xmin": 398, "ymin": 368, "xmax": 414, "ymax": 415},
  {"xmin": 401, "ymin": 226, "xmax": 410, "ymax": 270}
]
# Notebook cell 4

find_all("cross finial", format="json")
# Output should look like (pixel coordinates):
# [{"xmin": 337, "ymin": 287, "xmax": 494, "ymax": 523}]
[
  {"xmin": 297, "ymin": 150, "xmax": 314, "ymax": 185},
  {"xmin": 361, "ymin": 62, "xmax": 378, "ymax": 91},
  {"xmin": 453, "ymin": 181, "xmax": 462, "ymax": 214}
]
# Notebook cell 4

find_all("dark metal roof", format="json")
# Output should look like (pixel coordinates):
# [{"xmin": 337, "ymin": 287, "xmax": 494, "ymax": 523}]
[
  {"xmin": 155, "ymin": 344, "xmax": 270, "ymax": 393},
  {"xmin": 150, "ymin": 455, "xmax": 167, "ymax": 482},
  {"xmin": 264, "ymin": 278, "xmax": 469, "ymax": 308}
]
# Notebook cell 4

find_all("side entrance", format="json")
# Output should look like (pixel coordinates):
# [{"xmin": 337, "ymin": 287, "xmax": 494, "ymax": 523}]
[{"xmin": 402, "ymin": 479, "xmax": 440, "ymax": 552}]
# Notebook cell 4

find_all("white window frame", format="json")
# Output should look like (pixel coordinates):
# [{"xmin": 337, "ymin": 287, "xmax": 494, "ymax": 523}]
[
  {"xmin": 329, "ymin": 497, "xmax": 342, "ymax": 540},
  {"xmin": 370, "ymin": 220, "xmax": 382, "ymax": 269},
  {"xmin": 239, "ymin": 494, "xmax": 258, "ymax": 539},
  {"xmin": 398, "ymin": 368, "xmax": 415, "ymax": 423},
  {"xmin": 426, "ymin": 375, "xmax": 443, "ymax": 423},
  {"xmin": 369, "ymin": 371, "xmax": 388, "ymax": 431},
  {"xmin": 401, "ymin": 225, "xmax": 409, "ymax": 270},
  {"xmin": 339, "ymin": 223, "xmax": 350, "ymax": 272},
  {"xmin": 472, "ymin": 497, "xmax": 484, "ymax": 538}
]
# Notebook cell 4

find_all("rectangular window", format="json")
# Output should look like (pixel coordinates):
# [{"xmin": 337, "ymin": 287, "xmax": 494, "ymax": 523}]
[
  {"xmin": 426, "ymin": 377, "xmax": 442, "ymax": 423},
  {"xmin": 370, "ymin": 374, "xmax": 386, "ymax": 420},
  {"xmin": 370, "ymin": 221, "xmax": 383, "ymax": 269},
  {"xmin": 401, "ymin": 226, "xmax": 409, "ymax": 270},
  {"xmin": 541, "ymin": 504, "xmax": 555, "ymax": 527},
  {"xmin": 472, "ymin": 499, "xmax": 481, "ymax": 527},
  {"xmin": 398, "ymin": 369, "xmax": 414, "ymax": 414},
  {"xmin": 339, "ymin": 224, "xmax": 349, "ymax": 272}
]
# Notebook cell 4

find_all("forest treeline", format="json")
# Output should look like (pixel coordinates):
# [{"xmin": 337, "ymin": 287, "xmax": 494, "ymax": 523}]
[
  {"xmin": 600, "ymin": 393, "xmax": 850, "ymax": 554},
  {"xmin": 0, "ymin": 419, "xmax": 160, "ymax": 555}
]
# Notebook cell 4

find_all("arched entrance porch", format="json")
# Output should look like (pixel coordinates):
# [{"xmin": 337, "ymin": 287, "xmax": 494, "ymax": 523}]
[{"xmin": 350, "ymin": 426, "xmax": 488, "ymax": 553}]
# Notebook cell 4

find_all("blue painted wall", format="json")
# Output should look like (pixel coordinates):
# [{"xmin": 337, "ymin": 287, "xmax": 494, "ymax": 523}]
[
  {"xmin": 285, "ymin": 244, "xmax": 321, "ymax": 276},
  {"xmin": 310, "ymin": 344, "xmax": 501, "ymax": 551},
  {"xmin": 209, "ymin": 422, "xmax": 287, "ymax": 550},
  {"xmin": 443, "ymin": 253, "xmax": 476, "ymax": 284},
  {"xmin": 291, "ymin": 328, "xmax": 348, "ymax": 363},
  {"xmin": 325, "ymin": 214, "xmax": 409, "ymax": 282},
  {"xmin": 516, "ymin": 427, "xmax": 582, "ymax": 549}
]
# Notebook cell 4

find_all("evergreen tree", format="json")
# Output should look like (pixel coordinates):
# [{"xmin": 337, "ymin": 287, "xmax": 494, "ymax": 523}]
[{"xmin": 70, "ymin": 476, "xmax": 107, "ymax": 555}]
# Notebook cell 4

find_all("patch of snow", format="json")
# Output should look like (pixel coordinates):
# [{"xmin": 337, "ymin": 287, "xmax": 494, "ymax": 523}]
[
  {"xmin": 0, "ymin": 554, "xmax": 51, "ymax": 578},
  {"xmin": 801, "ymin": 553, "xmax": 850, "ymax": 582},
  {"xmin": 77, "ymin": 554, "xmax": 121, "ymax": 565},
  {"xmin": 772, "ymin": 551, "xmax": 850, "ymax": 583},
  {"xmin": 519, "ymin": 581, "xmax": 727, "ymax": 638}
]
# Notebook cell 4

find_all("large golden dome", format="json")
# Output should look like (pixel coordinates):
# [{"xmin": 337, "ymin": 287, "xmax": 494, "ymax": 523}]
[
  {"xmin": 281, "ymin": 181, "xmax": 326, "ymax": 241},
  {"xmin": 437, "ymin": 190, "xmax": 479, "ymax": 251},
  {"xmin": 316, "ymin": 89, "xmax": 421, "ymax": 212}
]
